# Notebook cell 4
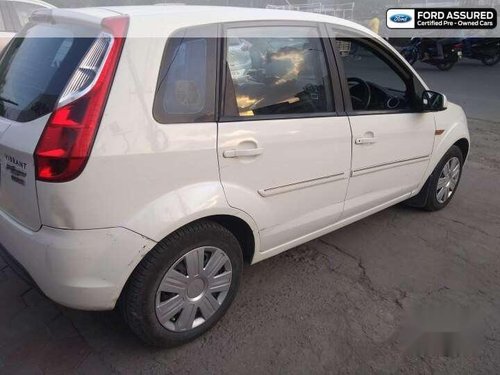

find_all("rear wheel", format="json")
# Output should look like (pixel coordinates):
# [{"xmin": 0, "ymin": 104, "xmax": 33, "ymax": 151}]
[
  {"xmin": 436, "ymin": 61, "xmax": 455, "ymax": 71},
  {"xmin": 481, "ymin": 53, "xmax": 500, "ymax": 66},
  {"xmin": 121, "ymin": 221, "xmax": 243, "ymax": 347}
]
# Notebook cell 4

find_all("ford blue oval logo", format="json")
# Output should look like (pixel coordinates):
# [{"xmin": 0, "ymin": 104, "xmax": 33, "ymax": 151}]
[{"xmin": 390, "ymin": 14, "xmax": 412, "ymax": 23}]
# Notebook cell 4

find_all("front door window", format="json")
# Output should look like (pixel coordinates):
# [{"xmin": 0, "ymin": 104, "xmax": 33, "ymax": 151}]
[{"xmin": 338, "ymin": 39, "xmax": 413, "ymax": 111}]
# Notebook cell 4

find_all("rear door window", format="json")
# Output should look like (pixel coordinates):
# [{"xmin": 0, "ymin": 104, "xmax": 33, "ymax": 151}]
[
  {"xmin": 0, "ymin": 23, "xmax": 97, "ymax": 122},
  {"xmin": 223, "ymin": 26, "xmax": 334, "ymax": 118}
]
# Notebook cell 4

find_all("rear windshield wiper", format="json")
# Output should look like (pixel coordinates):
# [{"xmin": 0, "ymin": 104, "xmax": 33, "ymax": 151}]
[{"xmin": 0, "ymin": 96, "xmax": 18, "ymax": 106}]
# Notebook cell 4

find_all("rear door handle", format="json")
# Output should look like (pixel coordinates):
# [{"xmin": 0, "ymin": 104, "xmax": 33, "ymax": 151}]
[
  {"xmin": 223, "ymin": 148, "xmax": 264, "ymax": 159},
  {"xmin": 355, "ymin": 137, "xmax": 377, "ymax": 145}
]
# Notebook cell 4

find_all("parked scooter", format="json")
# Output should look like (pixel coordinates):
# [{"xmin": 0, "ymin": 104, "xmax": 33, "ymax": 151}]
[
  {"xmin": 401, "ymin": 38, "xmax": 463, "ymax": 71},
  {"xmin": 458, "ymin": 38, "xmax": 500, "ymax": 66}
]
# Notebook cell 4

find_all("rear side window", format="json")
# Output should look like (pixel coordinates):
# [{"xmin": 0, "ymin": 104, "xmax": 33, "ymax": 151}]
[
  {"xmin": 153, "ymin": 26, "xmax": 217, "ymax": 124},
  {"xmin": 0, "ymin": 23, "xmax": 97, "ymax": 123}
]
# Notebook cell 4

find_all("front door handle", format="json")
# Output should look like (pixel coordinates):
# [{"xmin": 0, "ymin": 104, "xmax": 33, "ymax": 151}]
[
  {"xmin": 355, "ymin": 137, "xmax": 377, "ymax": 145},
  {"xmin": 223, "ymin": 148, "xmax": 264, "ymax": 159}
]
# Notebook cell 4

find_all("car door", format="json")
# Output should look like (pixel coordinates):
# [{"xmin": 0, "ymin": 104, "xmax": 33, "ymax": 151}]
[
  {"xmin": 218, "ymin": 23, "xmax": 352, "ymax": 253},
  {"xmin": 332, "ymin": 36, "xmax": 436, "ymax": 218}
]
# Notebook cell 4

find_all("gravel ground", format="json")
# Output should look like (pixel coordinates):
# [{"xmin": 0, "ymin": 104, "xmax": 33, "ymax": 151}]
[{"xmin": 0, "ymin": 62, "xmax": 499, "ymax": 374}]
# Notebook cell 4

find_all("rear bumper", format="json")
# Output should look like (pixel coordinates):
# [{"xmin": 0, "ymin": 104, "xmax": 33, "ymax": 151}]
[{"xmin": 0, "ymin": 210, "xmax": 156, "ymax": 311}]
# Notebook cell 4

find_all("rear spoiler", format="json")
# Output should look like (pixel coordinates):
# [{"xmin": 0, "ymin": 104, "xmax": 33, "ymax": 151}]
[{"xmin": 30, "ymin": 8, "xmax": 124, "ymax": 35}]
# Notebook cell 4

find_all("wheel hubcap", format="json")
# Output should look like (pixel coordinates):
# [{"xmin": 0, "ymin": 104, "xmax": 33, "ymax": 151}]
[
  {"xmin": 436, "ymin": 157, "xmax": 461, "ymax": 204},
  {"xmin": 187, "ymin": 279, "xmax": 206, "ymax": 300},
  {"xmin": 155, "ymin": 247, "xmax": 232, "ymax": 332}
]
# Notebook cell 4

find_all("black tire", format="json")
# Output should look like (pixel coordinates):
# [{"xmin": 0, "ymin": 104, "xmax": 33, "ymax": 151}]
[
  {"xmin": 437, "ymin": 61, "xmax": 455, "ymax": 71},
  {"xmin": 481, "ymin": 53, "xmax": 500, "ymax": 66},
  {"xmin": 422, "ymin": 146, "xmax": 464, "ymax": 211},
  {"xmin": 120, "ymin": 221, "xmax": 243, "ymax": 347}
]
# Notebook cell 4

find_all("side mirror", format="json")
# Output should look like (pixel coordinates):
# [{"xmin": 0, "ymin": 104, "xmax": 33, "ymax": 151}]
[{"xmin": 422, "ymin": 90, "xmax": 448, "ymax": 112}]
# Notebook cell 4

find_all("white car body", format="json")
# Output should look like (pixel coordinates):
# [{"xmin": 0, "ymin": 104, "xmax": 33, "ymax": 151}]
[{"xmin": 0, "ymin": 6, "xmax": 469, "ymax": 313}]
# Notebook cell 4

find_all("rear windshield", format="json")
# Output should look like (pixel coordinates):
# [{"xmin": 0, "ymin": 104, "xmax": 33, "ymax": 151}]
[{"xmin": 0, "ymin": 23, "xmax": 97, "ymax": 123}]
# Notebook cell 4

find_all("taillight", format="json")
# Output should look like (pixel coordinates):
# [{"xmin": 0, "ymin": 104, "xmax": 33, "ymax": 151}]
[{"xmin": 35, "ymin": 16, "xmax": 129, "ymax": 182}]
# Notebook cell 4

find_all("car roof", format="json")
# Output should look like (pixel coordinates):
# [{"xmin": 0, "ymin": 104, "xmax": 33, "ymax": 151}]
[
  {"xmin": 38, "ymin": 5, "xmax": 428, "ymax": 92},
  {"xmin": 77, "ymin": 5, "xmax": 372, "ymax": 36}
]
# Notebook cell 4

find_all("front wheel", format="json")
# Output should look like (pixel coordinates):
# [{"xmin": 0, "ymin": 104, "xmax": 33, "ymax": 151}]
[
  {"xmin": 121, "ymin": 221, "xmax": 243, "ymax": 347},
  {"xmin": 423, "ymin": 146, "xmax": 464, "ymax": 211}
]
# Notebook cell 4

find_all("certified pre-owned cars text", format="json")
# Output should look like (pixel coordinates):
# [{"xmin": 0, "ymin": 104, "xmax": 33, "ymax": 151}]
[
  {"xmin": 417, "ymin": 9, "xmax": 496, "ymax": 28},
  {"xmin": 387, "ymin": 8, "xmax": 497, "ymax": 29}
]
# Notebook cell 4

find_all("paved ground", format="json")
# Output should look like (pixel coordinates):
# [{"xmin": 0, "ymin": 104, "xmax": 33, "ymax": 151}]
[{"xmin": 0, "ymin": 60, "xmax": 499, "ymax": 374}]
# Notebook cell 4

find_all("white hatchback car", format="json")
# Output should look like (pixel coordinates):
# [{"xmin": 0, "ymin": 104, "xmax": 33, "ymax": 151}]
[{"xmin": 0, "ymin": 6, "xmax": 469, "ymax": 346}]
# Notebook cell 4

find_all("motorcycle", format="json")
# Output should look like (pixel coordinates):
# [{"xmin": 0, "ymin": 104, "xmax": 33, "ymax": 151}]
[
  {"xmin": 458, "ymin": 38, "xmax": 500, "ymax": 66},
  {"xmin": 401, "ymin": 38, "xmax": 463, "ymax": 71}
]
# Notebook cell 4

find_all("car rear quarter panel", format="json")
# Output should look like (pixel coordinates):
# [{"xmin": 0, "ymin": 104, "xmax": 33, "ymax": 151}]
[{"xmin": 36, "ymin": 35, "xmax": 259, "ymax": 248}]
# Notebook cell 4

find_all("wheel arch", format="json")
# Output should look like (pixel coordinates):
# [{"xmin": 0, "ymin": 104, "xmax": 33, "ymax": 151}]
[
  {"xmin": 206, "ymin": 215, "xmax": 256, "ymax": 264},
  {"xmin": 145, "ymin": 212, "xmax": 259, "ymax": 265},
  {"xmin": 423, "ymin": 102, "xmax": 470, "ymax": 182},
  {"xmin": 118, "ymin": 213, "xmax": 258, "ymax": 310},
  {"xmin": 156, "ymin": 215, "xmax": 257, "ymax": 265},
  {"xmin": 410, "ymin": 102, "xmax": 470, "ymax": 205}
]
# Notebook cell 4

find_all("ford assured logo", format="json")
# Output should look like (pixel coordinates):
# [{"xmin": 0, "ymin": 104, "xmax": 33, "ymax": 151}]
[{"xmin": 390, "ymin": 14, "xmax": 413, "ymax": 23}]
